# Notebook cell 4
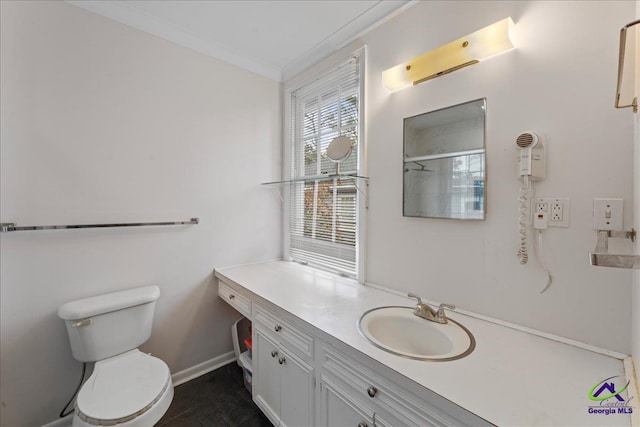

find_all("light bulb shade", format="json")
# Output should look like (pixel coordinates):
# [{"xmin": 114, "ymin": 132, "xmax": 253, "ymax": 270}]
[
  {"xmin": 381, "ymin": 63, "xmax": 413, "ymax": 91},
  {"xmin": 382, "ymin": 17, "xmax": 515, "ymax": 91}
]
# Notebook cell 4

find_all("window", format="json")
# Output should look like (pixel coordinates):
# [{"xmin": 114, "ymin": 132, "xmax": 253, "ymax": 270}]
[{"xmin": 286, "ymin": 52, "xmax": 364, "ymax": 278}]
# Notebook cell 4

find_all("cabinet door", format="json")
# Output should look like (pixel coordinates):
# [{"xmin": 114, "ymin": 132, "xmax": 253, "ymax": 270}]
[
  {"xmin": 320, "ymin": 377, "xmax": 373, "ymax": 427},
  {"xmin": 320, "ymin": 379, "xmax": 396, "ymax": 427},
  {"xmin": 254, "ymin": 328, "xmax": 281, "ymax": 425},
  {"xmin": 279, "ymin": 348, "xmax": 314, "ymax": 427}
]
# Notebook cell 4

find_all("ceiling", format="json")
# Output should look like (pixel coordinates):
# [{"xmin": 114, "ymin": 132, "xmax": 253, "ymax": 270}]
[{"xmin": 67, "ymin": 0, "xmax": 412, "ymax": 82}]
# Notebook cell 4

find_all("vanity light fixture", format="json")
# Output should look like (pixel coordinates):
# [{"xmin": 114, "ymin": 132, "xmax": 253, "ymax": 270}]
[{"xmin": 382, "ymin": 17, "xmax": 515, "ymax": 91}]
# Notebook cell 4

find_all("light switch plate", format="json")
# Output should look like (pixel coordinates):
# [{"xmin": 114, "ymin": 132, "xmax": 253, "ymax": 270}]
[{"xmin": 593, "ymin": 198, "xmax": 623, "ymax": 230}]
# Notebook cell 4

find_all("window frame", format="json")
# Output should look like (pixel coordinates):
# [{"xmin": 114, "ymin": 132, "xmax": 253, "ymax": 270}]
[{"xmin": 283, "ymin": 46, "xmax": 366, "ymax": 281}]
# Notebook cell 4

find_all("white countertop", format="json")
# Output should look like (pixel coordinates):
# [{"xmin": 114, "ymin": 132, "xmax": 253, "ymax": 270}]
[{"xmin": 215, "ymin": 260, "xmax": 633, "ymax": 427}]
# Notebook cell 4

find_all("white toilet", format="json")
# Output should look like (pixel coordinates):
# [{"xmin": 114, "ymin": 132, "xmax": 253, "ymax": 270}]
[{"xmin": 58, "ymin": 286, "xmax": 174, "ymax": 427}]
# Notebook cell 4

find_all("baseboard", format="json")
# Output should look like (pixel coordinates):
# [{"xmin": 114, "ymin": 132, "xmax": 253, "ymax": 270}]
[
  {"xmin": 41, "ymin": 351, "xmax": 236, "ymax": 426},
  {"xmin": 171, "ymin": 350, "xmax": 236, "ymax": 387}
]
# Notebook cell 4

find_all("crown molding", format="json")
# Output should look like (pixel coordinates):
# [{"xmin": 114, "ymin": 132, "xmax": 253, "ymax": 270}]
[{"xmin": 281, "ymin": 1, "xmax": 417, "ymax": 82}]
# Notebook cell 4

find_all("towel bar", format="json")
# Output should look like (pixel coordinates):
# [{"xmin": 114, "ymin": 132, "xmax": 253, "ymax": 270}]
[{"xmin": 0, "ymin": 218, "xmax": 199, "ymax": 232}]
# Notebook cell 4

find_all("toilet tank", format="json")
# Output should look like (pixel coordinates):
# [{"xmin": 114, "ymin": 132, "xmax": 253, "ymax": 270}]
[{"xmin": 58, "ymin": 286, "xmax": 160, "ymax": 362}]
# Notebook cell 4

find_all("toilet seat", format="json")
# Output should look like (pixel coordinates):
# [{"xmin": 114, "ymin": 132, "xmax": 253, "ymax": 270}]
[{"xmin": 75, "ymin": 350, "xmax": 172, "ymax": 426}]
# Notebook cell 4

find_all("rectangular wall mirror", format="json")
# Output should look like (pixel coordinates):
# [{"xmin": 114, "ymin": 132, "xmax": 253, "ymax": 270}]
[{"xmin": 403, "ymin": 98, "xmax": 486, "ymax": 220}]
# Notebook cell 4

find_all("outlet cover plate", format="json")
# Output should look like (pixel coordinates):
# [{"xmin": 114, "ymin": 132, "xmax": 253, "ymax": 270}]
[
  {"xmin": 535, "ymin": 198, "xmax": 570, "ymax": 227},
  {"xmin": 593, "ymin": 198, "xmax": 623, "ymax": 230}
]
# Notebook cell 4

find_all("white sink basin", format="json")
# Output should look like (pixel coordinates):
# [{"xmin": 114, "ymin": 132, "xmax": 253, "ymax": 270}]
[{"xmin": 358, "ymin": 306, "xmax": 475, "ymax": 361}]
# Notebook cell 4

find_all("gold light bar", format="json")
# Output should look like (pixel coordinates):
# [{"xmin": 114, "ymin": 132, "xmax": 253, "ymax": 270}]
[{"xmin": 382, "ymin": 17, "xmax": 515, "ymax": 91}]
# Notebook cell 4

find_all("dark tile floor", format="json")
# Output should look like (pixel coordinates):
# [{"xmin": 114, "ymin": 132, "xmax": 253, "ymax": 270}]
[{"xmin": 158, "ymin": 362, "xmax": 272, "ymax": 427}]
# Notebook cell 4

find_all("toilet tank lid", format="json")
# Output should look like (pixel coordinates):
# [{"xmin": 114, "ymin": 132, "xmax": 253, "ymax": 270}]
[{"xmin": 58, "ymin": 286, "xmax": 160, "ymax": 320}]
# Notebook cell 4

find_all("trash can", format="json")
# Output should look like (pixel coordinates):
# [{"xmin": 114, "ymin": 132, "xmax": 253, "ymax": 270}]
[
  {"xmin": 239, "ymin": 350, "xmax": 253, "ymax": 393},
  {"xmin": 231, "ymin": 317, "xmax": 251, "ymax": 366}
]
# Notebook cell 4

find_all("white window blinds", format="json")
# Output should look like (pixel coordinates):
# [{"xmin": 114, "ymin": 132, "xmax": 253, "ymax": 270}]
[{"xmin": 288, "ymin": 54, "xmax": 362, "ymax": 278}]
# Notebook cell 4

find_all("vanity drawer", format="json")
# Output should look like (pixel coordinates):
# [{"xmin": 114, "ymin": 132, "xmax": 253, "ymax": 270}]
[
  {"xmin": 218, "ymin": 280, "xmax": 252, "ymax": 319},
  {"xmin": 254, "ymin": 303, "xmax": 314, "ymax": 360},
  {"xmin": 321, "ymin": 346, "xmax": 460, "ymax": 427}
]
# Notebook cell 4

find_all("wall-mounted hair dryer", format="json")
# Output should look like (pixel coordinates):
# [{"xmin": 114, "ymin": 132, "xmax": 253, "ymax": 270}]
[
  {"xmin": 516, "ymin": 131, "xmax": 545, "ymax": 179},
  {"xmin": 515, "ymin": 130, "xmax": 552, "ymax": 293}
]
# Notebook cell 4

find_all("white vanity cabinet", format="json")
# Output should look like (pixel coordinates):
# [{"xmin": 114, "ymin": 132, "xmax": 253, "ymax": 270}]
[
  {"xmin": 217, "ymin": 279, "xmax": 488, "ymax": 427},
  {"xmin": 216, "ymin": 263, "xmax": 632, "ymax": 427},
  {"xmin": 253, "ymin": 303, "xmax": 315, "ymax": 427}
]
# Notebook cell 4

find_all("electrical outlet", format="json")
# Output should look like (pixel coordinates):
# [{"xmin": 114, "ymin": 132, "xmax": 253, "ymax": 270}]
[
  {"xmin": 535, "ymin": 202, "xmax": 548, "ymax": 213},
  {"xmin": 551, "ymin": 202, "xmax": 563, "ymax": 222},
  {"xmin": 535, "ymin": 198, "xmax": 570, "ymax": 227}
]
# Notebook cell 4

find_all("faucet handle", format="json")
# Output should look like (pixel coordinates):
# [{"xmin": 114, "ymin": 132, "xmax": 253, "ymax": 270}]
[
  {"xmin": 407, "ymin": 292, "xmax": 422, "ymax": 305},
  {"xmin": 436, "ymin": 303, "xmax": 455, "ymax": 319}
]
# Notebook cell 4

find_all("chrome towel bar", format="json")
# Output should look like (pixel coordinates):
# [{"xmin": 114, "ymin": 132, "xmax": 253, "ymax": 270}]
[{"xmin": 0, "ymin": 218, "xmax": 199, "ymax": 233}]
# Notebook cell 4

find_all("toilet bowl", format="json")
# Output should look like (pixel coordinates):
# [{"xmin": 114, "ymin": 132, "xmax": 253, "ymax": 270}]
[
  {"xmin": 58, "ymin": 286, "xmax": 173, "ymax": 426},
  {"xmin": 73, "ymin": 350, "xmax": 173, "ymax": 427}
]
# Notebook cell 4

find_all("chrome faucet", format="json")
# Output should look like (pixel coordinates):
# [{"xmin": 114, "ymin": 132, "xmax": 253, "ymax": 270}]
[{"xmin": 408, "ymin": 293, "xmax": 455, "ymax": 324}]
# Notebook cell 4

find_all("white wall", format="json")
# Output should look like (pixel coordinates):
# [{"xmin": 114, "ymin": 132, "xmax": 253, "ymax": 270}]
[
  {"xmin": 0, "ymin": 2, "xmax": 281, "ymax": 426},
  {"xmin": 361, "ymin": 1, "xmax": 635, "ymax": 353}
]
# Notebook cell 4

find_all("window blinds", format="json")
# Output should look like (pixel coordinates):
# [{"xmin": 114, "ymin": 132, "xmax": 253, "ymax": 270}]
[{"xmin": 288, "ymin": 55, "xmax": 362, "ymax": 277}]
